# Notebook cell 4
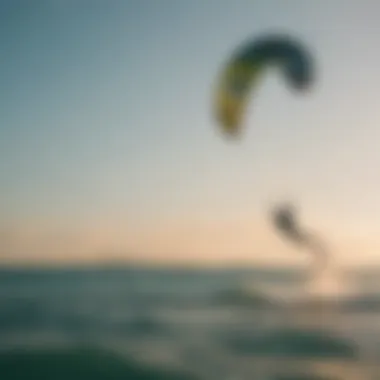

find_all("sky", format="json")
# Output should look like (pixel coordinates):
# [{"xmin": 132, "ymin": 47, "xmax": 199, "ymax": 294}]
[{"xmin": 1, "ymin": 0, "xmax": 380, "ymax": 266}]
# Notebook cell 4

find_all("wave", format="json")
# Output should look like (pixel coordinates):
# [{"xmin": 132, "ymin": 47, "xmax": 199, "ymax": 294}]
[
  {"xmin": 340, "ymin": 293, "xmax": 380, "ymax": 312},
  {"xmin": 212, "ymin": 286, "xmax": 278, "ymax": 308},
  {"xmin": 0, "ymin": 346, "xmax": 196, "ymax": 380},
  {"xmin": 271, "ymin": 374, "xmax": 343, "ymax": 380},
  {"xmin": 212, "ymin": 276, "xmax": 380, "ymax": 315},
  {"xmin": 219, "ymin": 327, "xmax": 358, "ymax": 360}
]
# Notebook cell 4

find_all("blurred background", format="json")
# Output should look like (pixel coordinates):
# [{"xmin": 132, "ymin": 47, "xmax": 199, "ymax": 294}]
[{"xmin": 2, "ymin": 1, "xmax": 380, "ymax": 379}]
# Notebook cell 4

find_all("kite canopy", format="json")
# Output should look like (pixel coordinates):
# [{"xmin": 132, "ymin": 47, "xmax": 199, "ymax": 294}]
[{"xmin": 214, "ymin": 34, "xmax": 314, "ymax": 137}]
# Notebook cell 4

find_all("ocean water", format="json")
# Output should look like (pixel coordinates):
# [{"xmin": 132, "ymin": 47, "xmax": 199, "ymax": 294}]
[{"xmin": 1, "ymin": 265, "xmax": 380, "ymax": 379}]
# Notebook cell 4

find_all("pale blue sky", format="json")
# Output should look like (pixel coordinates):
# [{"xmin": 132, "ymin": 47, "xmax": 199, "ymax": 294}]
[{"xmin": 2, "ymin": 1, "xmax": 380, "ymax": 264}]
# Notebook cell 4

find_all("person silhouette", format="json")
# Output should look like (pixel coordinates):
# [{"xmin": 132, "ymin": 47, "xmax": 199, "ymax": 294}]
[
  {"xmin": 271, "ymin": 203, "xmax": 328, "ymax": 276},
  {"xmin": 272, "ymin": 203, "xmax": 305, "ymax": 243}
]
